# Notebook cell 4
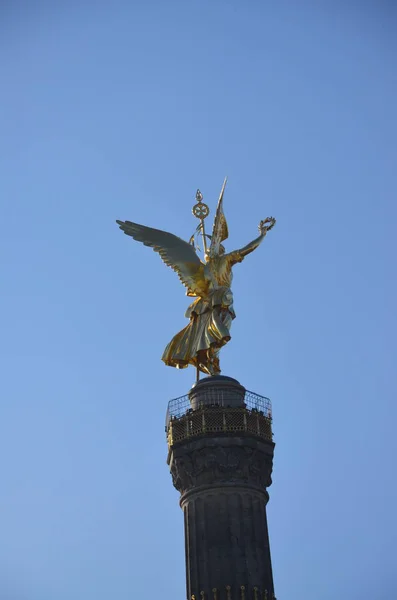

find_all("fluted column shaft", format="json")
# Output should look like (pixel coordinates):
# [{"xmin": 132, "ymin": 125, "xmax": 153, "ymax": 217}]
[{"xmin": 169, "ymin": 435, "xmax": 275, "ymax": 600}]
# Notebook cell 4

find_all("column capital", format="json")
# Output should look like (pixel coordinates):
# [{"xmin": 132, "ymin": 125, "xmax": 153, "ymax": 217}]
[{"xmin": 169, "ymin": 435, "xmax": 274, "ymax": 501}]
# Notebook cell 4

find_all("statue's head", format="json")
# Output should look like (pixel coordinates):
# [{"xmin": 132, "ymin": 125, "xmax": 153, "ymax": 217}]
[{"xmin": 205, "ymin": 243, "xmax": 225, "ymax": 262}]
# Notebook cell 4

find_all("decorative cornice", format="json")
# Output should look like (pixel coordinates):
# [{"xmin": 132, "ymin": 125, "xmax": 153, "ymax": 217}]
[{"xmin": 170, "ymin": 436, "xmax": 274, "ymax": 497}]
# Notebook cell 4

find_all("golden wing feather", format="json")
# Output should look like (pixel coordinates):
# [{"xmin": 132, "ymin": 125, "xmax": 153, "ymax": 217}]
[{"xmin": 116, "ymin": 220, "xmax": 208, "ymax": 297}]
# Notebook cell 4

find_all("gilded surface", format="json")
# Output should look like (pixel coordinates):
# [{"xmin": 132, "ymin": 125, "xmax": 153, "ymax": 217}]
[{"xmin": 116, "ymin": 180, "xmax": 275, "ymax": 377}]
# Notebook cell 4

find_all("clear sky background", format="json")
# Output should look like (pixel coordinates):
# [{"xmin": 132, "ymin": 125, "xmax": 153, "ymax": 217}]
[{"xmin": 1, "ymin": 1, "xmax": 396, "ymax": 599}]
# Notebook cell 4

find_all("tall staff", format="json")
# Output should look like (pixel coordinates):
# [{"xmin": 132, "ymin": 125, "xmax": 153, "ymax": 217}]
[{"xmin": 192, "ymin": 189, "xmax": 210, "ymax": 257}]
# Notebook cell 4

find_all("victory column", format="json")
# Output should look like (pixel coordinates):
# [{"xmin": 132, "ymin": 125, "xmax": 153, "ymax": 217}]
[{"xmin": 117, "ymin": 180, "xmax": 277, "ymax": 599}]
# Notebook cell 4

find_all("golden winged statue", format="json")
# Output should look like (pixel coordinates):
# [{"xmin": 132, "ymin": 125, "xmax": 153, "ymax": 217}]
[{"xmin": 116, "ymin": 179, "xmax": 275, "ymax": 378}]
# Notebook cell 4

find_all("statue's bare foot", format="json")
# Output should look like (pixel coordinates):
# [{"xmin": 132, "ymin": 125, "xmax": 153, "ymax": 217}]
[
  {"xmin": 205, "ymin": 355, "xmax": 221, "ymax": 376},
  {"xmin": 212, "ymin": 357, "xmax": 221, "ymax": 375}
]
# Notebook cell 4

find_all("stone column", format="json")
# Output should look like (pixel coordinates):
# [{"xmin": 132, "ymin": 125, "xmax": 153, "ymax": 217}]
[{"xmin": 167, "ymin": 376, "xmax": 276, "ymax": 600}]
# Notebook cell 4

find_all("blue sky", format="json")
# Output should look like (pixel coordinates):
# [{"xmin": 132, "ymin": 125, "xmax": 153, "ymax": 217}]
[{"xmin": 1, "ymin": 2, "xmax": 396, "ymax": 599}]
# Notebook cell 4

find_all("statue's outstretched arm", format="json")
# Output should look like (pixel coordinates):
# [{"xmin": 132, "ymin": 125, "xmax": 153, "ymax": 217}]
[{"xmin": 227, "ymin": 217, "xmax": 276, "ymax": 264}]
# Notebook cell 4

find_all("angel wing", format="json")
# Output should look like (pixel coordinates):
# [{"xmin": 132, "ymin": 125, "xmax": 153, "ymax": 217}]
[{"xmin": 116, "ymin": 220, "xmax": 208, "ymax": 297}]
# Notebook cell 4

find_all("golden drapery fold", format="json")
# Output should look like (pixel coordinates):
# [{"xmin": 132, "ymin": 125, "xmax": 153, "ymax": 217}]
[{"xmin": 162, "ymin": 287, "xmax": 235, "ymax": 375}]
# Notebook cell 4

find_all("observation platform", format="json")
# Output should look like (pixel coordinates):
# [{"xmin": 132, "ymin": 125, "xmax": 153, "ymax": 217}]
[{"xmin": 165, "ymin": 375, "xmax": 273, "ymax": 449}]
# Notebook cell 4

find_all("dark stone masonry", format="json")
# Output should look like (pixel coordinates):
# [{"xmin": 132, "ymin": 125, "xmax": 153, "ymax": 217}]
[{"xmin": 167, "ymin": 376, "xmax": 276, "ymax": 600}]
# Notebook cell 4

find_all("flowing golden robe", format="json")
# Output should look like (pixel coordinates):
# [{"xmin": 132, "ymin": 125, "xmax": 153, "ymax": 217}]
[{"xmin": 162, "ymin": 250, "xmax": 244, "ymax": 374}]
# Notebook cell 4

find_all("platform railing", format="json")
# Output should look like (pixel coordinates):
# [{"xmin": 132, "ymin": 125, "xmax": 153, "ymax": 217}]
[{"xmin": 166, "ymin": 389, "xmax": 272, "ymax": 446}]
